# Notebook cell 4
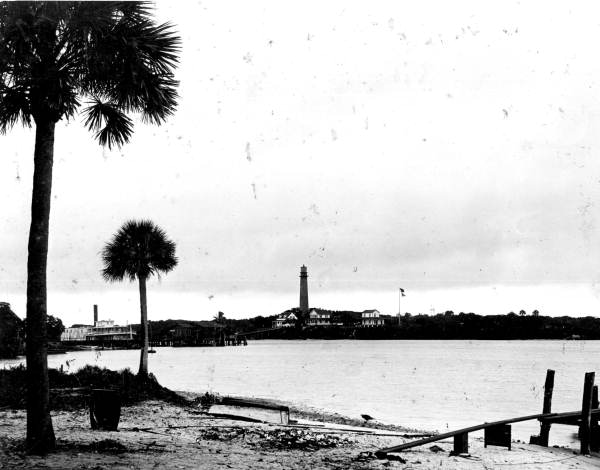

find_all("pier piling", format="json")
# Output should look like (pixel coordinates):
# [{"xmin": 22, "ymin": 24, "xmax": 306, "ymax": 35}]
[
  {"xmin": 591, "ymin": 385, "xmax": 599, "ymax": 452},
  {"xmin": 580, "ymin": 372, "xmax": 595, "ymax": 455},
  {"xmin": 539, "ymin": 369, "xmax": 555, "ymax": 447}
]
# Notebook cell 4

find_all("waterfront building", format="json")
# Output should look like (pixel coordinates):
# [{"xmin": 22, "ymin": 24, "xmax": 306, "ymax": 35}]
[
  {"xmin": 61, "ymin": 320, "xmax": 133, "ymax": 342},
  {"xmin": 273, "ymin": 310, "xmax": 299, "ymax": 328},
  {"xmin": 307, "ymin": 308, "xmax": 331, "ymax": 326},
  {"xmin": 84, "ymin": 319, "xmax": 134, "ymax": 342},
  {"xmin": 61, "ymin": 305, "xmax": 134, "ymax": 343},
  {"xmin": 60, "ymin": 325, "xmax": 92, "ymax": 341},
  {"xmin": 361, "ymin": 309, "xmax": 385, "ymax": 327}
]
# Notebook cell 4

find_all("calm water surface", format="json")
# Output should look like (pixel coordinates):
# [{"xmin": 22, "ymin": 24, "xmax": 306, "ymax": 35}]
[{"xmin": 2, "ymin": 339, "xmax": 595, "ymax": 445}]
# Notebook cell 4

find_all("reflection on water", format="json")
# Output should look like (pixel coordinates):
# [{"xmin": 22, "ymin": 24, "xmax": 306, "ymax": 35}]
[{"xmin": 2, "ymin": 339, "xmax": 595, "ymax": 446}]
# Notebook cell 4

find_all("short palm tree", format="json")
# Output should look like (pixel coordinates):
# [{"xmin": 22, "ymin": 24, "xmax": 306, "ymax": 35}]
[
  {"xmin": 101, "ymin": 220, "xmax": 177, "ymax": 377},
  {"xmin": 0, "ymin": 2, "xmax": 179, "ymax": 453}
]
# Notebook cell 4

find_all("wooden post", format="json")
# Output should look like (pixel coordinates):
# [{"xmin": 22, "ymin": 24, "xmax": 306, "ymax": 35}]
[
  {"xmin": 591, "ymin": 385, "xmax": 599, "ymax": 452},
  {"xmin": 453, "ymin": 433, "xmax": 468, "ymax": 454},
  {"xmin": 580, "ymin": 372, "xmax": 595, "ymax": 455},
  {"xmin": 539, "ymin": 369, "xmax": 555, "ymax": 446}
]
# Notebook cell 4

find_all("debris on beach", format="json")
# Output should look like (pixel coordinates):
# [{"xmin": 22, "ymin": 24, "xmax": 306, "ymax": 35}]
[
  {"xmin": 197, "ymin": 427, "xmax": 245, "ymax": 441},
  {"xmin": 355, "ymin": 451, "xmax": 377, "ymax": 461},
  {"xmin": 196, "ymin": 426, "xmax": 351, "ymax": 451},
  {"xmin": 56, "ymin": 438, "xmax": 129, "ymax": 454},
  {"xmin": 91, "ymin": 439, "xmax": 128, "ymax": 453},
  {"xmin": 429, "ymin": 444, "xmax": 445, "ymax": 453},
  {"xmin": 259, "ymin": 428, "xmax": 350, "ymax": 451},
  {"xmin": 193, "ymin": 391, "xmax": 221, "ymax": 411}
]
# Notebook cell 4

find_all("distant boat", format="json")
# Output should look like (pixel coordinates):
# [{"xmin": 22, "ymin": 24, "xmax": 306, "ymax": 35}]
[{"xmin": 148, "ymin": 348, "xmax": 156, "ymax": 353}]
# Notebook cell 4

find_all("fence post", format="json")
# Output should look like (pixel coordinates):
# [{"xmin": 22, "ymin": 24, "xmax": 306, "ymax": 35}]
[{"xmin": 580, "ymin": 372, "xmax": 595, "ymax": 455}]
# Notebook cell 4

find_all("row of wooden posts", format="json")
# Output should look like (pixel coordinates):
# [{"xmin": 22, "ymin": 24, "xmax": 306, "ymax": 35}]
[
  {"xmin": 532, "ymin": 369, "xmax": 599, "ymax": 454},
  {"xmin": 376, "ymin": 369, "xmax": 600, "ymax": 459}
]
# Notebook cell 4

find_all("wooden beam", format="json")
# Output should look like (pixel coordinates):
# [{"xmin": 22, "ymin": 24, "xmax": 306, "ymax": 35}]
[
  {"xmin": 539, "ymin": 416, "xmax": 581, "ymax": 426},
  {"xmin": 539, "ymin": 408, "xmax": 600, "ymax": 421},
  {"xmin": 538, "ymin": 369, "xmax": 555, "ymax": 446},
  {"xmin": 376, "ymin": 408, "xmax": 600, "ymax": 458},
  {"xmin": 221, "ymin": 396, "xmax": 289, "ymax": 413},
  {"xmin": 581, "ymin": 372, "xmax": 595, "ymax": 455}
]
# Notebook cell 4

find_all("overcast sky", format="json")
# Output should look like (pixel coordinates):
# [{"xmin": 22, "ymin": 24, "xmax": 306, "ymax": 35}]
[{"xmin": 2, "ymin": 1, "xmax": 600, "ymax": 327}]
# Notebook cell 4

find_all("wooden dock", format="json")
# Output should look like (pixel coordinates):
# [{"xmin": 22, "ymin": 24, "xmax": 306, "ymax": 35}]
[
  {"xmin": 376, "ymin": 408, "xmax": 600, "ymax": 458},
  {"xmin": 376, "ymin": 369, "xmax": 600, "ymax": 459}
]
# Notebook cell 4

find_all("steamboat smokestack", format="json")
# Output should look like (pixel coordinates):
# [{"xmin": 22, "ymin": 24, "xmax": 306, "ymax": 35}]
[{"xmin": 93, "ymin": 304, "xmax": 98, "ymax": 325}]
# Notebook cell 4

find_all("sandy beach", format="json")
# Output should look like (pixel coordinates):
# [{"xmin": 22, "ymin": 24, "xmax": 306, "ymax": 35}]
[{"xmin": 1, "ymin": 398, "xmax": 599, "ymax": 469}]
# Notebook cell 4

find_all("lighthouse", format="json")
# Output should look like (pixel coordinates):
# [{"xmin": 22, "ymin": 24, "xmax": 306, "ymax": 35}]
[{"xmin": 299, "ymin": 265, "xmax": 309, "ymax": 314}]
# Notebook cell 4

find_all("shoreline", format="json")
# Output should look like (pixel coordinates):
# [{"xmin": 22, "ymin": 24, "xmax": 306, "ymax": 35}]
[
  {"xmin": 1, "ymin": 393, "xmax": 599, "ymax": 469},
  {"xmin": 178, "ymin": 391, "xmax": 428, "ymax": 435}
]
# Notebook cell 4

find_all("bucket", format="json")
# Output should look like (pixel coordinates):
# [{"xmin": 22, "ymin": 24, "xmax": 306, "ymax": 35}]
[{"xmin": 89, "ymin": 388, "xmax": 121, "ymax": 431}]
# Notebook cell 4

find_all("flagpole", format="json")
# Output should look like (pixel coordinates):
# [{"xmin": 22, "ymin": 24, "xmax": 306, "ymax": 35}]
[{"xmin": 398, "ymin": 287, "xmax": 401, "ymax": 316}]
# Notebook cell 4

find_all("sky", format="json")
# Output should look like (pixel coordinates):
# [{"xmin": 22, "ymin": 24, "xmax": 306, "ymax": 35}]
[{"xmin": 2, "ymin": 1, "xmax": 600, "ymax": 327}]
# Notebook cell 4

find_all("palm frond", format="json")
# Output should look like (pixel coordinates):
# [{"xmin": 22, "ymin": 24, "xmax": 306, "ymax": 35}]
[
  {"xmin": 83, "ymin": 14, "xmax": 180, "ymax": 121},
  {"xmin": 0, "ymin": 84, "xmax": 32, "ymax": 132},
  {"xmin": 101, "ymin": 219, "xmax": 178, "ymax": 283},
  {"xmin": 83, "ymin": 98, "xmax": 133, "ymax": 149},
  {"xmin": 0, "ymin": 1, "xmax": 180, "ymax": 139}
]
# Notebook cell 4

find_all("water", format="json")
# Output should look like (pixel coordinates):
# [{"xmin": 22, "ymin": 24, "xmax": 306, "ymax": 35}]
[{"xmin": 2, "ymin": 339, "xmax": 595, "ymax": 445}]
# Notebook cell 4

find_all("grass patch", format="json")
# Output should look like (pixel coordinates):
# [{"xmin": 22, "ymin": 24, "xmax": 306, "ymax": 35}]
[{"xmin": 0, "ymin": 365, "xmax": 188, "ymax": 410}]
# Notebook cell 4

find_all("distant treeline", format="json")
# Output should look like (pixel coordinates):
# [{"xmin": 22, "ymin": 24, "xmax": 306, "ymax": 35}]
[
  {"xmin": 249, "ymin": 312, "xmax": 600, "ymax": 340},
  {"xmin": 128, "ymin": 312, "xmax": 600, "ymax": 341},
  {"xmin": 130, "ymin": 316, "xmax": 275, "ymax": 342},
  {"xmin": 362, "ymin": 312, "xmax": 600, "ymax": 340}
]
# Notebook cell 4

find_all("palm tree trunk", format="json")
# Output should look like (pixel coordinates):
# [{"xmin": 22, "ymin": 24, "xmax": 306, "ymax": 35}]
[
  {"xmin": 26, "ymin": 118, "xmax": 56, "ymax": 454},
  {"xmin": 138, "ymin": 275, "xmax": 149, "ymax": 377}
]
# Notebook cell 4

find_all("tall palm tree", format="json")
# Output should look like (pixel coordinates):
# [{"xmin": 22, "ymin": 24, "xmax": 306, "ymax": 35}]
[
  {"xmin": 101, "ymin": 220, "xmax": 177, "ymax": 377},
  {"xmin": 0, "ymin": 2, "xmax": 179, "ymax": 453}
]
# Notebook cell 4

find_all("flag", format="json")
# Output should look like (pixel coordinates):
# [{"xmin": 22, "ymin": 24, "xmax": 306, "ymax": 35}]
[{"xmin": 399, "ymin": 288, "xmax": 406, "ymax": 297}]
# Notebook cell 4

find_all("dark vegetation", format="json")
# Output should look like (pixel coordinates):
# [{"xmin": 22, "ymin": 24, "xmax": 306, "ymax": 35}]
[
  {"xmin": 132, "ymin": 316, "xmax": 275, "ymax": 345},
  {"xmin": 23, "ymin": 314, "xmax": 64, "ymax": 342},
  {"xmin": 243, "ymin": 311, "xmax": 600, "ymax": 340},
  {"xmin": 0, "ymin": 365, "xmax": 187, "ymax": 411},
  {"xmin": 131, "ymin": 310, "xmax": 600, "ymax": 341},
  {"xmin": 0, "ymin": 304, "xmax": 64, "ymax": 359},
  {"xmin": 0, "ymin": 303, "xmax": 24, "ymax": 358},
  {"xmin": 379, "ymin": 312, "xmax": 600, "ymax": 340},
  {"xmin": 145, "ymin": 319, "xmax": 217, "ymax": 338}
]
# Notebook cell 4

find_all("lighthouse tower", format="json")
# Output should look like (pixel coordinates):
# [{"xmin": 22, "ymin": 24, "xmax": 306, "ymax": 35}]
[{"xmin": 299, "ymin": 265, "xmax": 309, "ymax": 314}]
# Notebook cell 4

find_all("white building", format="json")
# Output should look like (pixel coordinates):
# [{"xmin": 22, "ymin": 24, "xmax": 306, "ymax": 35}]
[
  {"xmin": 361, "ymin": 309, "xmax": 385, "ymax": 327},
  {"xmin": 61, "ymin": 319, "xmax": 133, "ymax": 342},
  {"xmin": 272, "ymin": 312, "xmax": 298, "ymax": 328},
  {"xmin": 61, "ymin": 325, "xmax": 92, "ymax": 341},
  {"xmin": 307, "ymin": 308, "xmax": 331, "ymax": 326}
]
